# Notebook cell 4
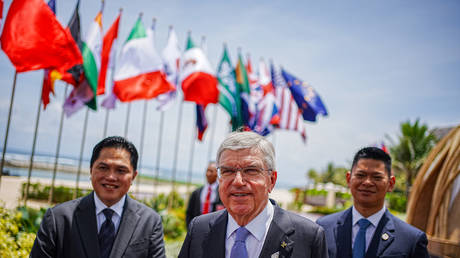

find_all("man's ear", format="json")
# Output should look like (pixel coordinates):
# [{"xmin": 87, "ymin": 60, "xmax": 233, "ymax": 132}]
[
  {"xmin": 132, "ymin": 170, "xmax": 138, "ymax": 181},
  {"xmin": 268, "ymin": 171, "xmax": 277, "ymax": 193},
  {"xmin": 387, "ymin": 175, "xmax": 395, "ymax": 193},
  {"xmin": 346, "ymin": 171, "xmax": 352, "ymax": 186}
]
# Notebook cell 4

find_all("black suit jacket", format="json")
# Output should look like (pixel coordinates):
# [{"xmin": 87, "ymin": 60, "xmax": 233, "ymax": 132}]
[
  {"xmin": 179, "ymin": 200, "xmax": 328, "ymax": 258},
  {"xmin": 185, "ymin": 185, "xmax": 222, "ymax": 229},
  {"xmin": 316, "ymin": 207, "xmax": 429, "ymax": 258},
  {"xmin": 30, "ymin": 192, "xmax": 166, "ymax": 258}
]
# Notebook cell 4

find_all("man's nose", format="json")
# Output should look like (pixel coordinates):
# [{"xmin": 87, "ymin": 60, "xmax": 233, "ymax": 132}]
[{"xmin": 232, "ymin": 171, "xmax": 245, "ymax": 185}]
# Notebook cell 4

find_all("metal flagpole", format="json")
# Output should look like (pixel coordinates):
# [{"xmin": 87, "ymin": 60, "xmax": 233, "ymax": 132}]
[
  {"xmin": 186, "ymin": 126, "xmax": 196, "ymax": 195},
  {"xmin": 124, "ymin": 103, "xmax": 131, "ymax": 138},
  {"xmin": 73, "ymin": 107, "xmax": 90, "ymax": 200},
  {"xmin": 136, "ymin": 100, "xmax": 148, "ymax": 196},
  {"xmin": 0, "ymin": 72, "xmax": 18, "ymax": 190},
  {"xmin": 207, "ymin": 105, "xmax": 218, "ymax": 161},
  {"xmin": 48, "ymin": 84, "xmax": 69, "ymax": 203},
  {"xmin": 103, "ymin": 108, "xmax": 110, "ymax": 138},
  {"xmin": 25, "ymin": 90, "xmax": 43, "ymax": 206},
  {"xmin": 169, "ymin": 100, "xmax": 184, "ymax": 207},
  {"xmin": 153, "ymin": 111, "xmax": 164, "ymax": 195}
]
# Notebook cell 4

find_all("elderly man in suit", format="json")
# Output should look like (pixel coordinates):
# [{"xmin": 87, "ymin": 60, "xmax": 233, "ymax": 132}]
[
  {"xmin": 186, "ymin": 161, "xmax": 224, "ymax": 230},
  {"xmin": 30, "ymin": 136, "xmax": 165, "ymax": 258},
  {"xmin": 179, "ymin": 131, "xmax": 327, "ymax": 258},
  {"xmin": 316, "ymin": 147, "xmax": 429, "ymax": 258}
]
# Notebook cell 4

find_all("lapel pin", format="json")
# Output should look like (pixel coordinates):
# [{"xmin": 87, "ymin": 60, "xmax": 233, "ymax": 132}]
[
  {"xmin": 281, "ymin": 241, "xmax": 287, "ymax": 248},
  {"xmin": 382, "ymin": 233, "xmax": 389, "ymax": 241}
]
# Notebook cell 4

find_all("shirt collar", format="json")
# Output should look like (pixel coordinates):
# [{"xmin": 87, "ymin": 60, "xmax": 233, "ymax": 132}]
[
  {"xmin": 226, "ymin": 200, "xmax": 274, "ymax": 241},
  {"xmin": 206, "ymin": 181, "xmax": 218, "ymax": 189},
  {"xmin": 94, "ymin": 192, "xmax": 126, "ymax": 218},
  {"xmin": 352, "ymin": 205, "xmax": 386, "ymax": 227}
]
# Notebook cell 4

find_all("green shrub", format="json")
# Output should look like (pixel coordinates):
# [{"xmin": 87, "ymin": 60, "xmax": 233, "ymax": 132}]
[
  {"xmin": 21, "ymin": 182, "xmax": 88, "ymax": 203},
  {"xmin": 0, "ymin": 205, "xmax": 36, "ymax": 257},
  {"xmin": 386, "ymin": 192, "xmax": 407, "ymax": 213},
  {"xmin": 309, "ymin": 206, "xmax": 345, "ymax": 215},
  {"xmin": 305, "ymin": 189, "xmax": 328, "ymax": 196},
  {"xmin": 140, "ymin": 191, "xmax": 186, "ymax": 240}
]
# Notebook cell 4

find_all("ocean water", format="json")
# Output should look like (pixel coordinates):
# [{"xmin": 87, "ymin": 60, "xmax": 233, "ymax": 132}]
[{"xmin": 3, "ymin": 151, "xmax": 204, "ymax": 184}]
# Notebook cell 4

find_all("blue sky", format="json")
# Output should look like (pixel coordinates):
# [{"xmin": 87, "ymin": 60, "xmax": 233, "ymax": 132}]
[{"xmin": 1, "ymin": 0, "xmax": 459, "ymax": 188}]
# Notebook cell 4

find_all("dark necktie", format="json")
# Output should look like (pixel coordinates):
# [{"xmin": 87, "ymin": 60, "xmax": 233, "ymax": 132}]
[
  {"xmin": 230, "ymin": 227, "xmax": 250, "ymax": 258},
  {"xmin": 202, "ymin": 185, "xmax": 212, "ymax": 214},
  {"xmin": 98, "ymin": 208, "xmax": 115, "ymax": 258},
  {"xmin": 353, "ymin": 218, "xmax": 371, "ymax": 258}
]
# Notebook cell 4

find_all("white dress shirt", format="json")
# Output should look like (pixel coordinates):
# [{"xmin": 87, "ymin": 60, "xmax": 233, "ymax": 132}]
[
  {"xmin": 351, "ymin": 205, "xmax": 386, "ymax": 251},
  {"xmin": 199, "ymin": 181, "xmax": 218, "ymax": 212},
  {"xmin": 94, "ymin": 192, "xmax": 126, "ymax": 233},
  {"xmin": 225, "ymin": 201, "xmax": 274, "ymax": 258}
]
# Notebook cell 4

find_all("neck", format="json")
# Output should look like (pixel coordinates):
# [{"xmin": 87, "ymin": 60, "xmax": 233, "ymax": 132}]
[{"xmin": 354, "ymin": 203, "xmax": 384, "ymax": 218}]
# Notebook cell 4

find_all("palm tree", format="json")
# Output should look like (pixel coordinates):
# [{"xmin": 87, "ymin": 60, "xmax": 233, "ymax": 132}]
[{"xmin": 389, "ymin": 119, "xmax": 436, "ymax": 199}]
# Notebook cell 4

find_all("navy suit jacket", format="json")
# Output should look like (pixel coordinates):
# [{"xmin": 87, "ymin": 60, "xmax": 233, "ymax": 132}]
[
  {"xmin": 30, "ymin": 193, "xmax": 166, "ymax": 258},
  {"xmin": 316, "ymin": 207, "xmax": 429, "ymax": 258},
  {"xmin": 179, "ymin": 199, "xmax": 327, "ymax": 258}
]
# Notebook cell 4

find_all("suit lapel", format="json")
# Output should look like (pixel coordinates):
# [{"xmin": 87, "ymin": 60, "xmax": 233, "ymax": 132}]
[
  {"xmin": 110, "ymin": 196, "xmax": 140, "ymax": 258},
  {"xmin": 259, "ymin": 203, "xmax": 295, "ymax": 258},
  {"xmin": 75, "ymin": 193, "xmax": 101, "ymax": 258},
  {"xmin": 336, "ymin": 208, "xmax": 353, "ymax": 258},
  {"xmin": 375, "ymin": 210, "xmax": 395, "ymax": 257},
  {"xmin": 202, "ymin": 210, "xmax": 227, "ymax": 258}
]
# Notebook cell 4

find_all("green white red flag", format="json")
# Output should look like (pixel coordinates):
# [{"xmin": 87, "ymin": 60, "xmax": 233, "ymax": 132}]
[
  {"xmin": 113, "ymin": 17, "xmax": 174, "ymax": 102},
  {"xmin": 180, "ymin": 34, "xmax": 218, "ymax": 107}
]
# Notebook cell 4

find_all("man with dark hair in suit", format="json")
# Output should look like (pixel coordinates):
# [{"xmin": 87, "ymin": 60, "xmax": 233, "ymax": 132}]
[
  {"xmin": 185, "ymin": 161, "xmax": 223, "ymax": 230},
  {"xmin": 30, "ymin": 136, "xmax": 166, "ymax": 258},
  {"xmin": 179, "ymin": 131, "xmax": 327, "ymax": 258},
  {"xmin": 316, "ymin": 147, "xmax": 429, "ymax": 258}
]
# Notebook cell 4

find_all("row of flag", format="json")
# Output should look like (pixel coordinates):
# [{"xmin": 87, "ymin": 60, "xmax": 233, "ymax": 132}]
[{"xmin": 0, "ymin": 0, "xmax": 328, "ymax": 142}]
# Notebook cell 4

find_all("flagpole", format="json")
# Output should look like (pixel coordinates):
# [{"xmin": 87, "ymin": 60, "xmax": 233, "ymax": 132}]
[
  {"xmin": 153, "ymin": 111, "xmax": 164, "ymax": 195},
  {"xmin": 47, "ymin": 84, "xmax": 69, "ymax": 203},
  {"xmin": 25, "ymin": 89, "xmax": 43, "ymax": 206},
  {"xmin": 135, "ymin": 100, "xmax": 148, "ymax": 196},
  {"xmin": 169, "ymin": 100, "xmax": 184, "ymax": 208},
  {"xmin": 186, "ymin": 127, "xmax": 197, "ymax": 195},
  {"xmin": 0, "ymin": 72, "xmax": 18, "ymax": 190},
  {"xmin": 124, "ymin": 103, "xmax": 131, "ymax": 138},
  {"xmin": 103, "ymin": 108, "xmax": 110, "ymax": 137},
  {"xmin": 207, "ymin": 104, "xmax": 218, "ymax": 161},
  {"xmin": 73, "ymin": 107, "xmax": 90, "ymax": 200}
]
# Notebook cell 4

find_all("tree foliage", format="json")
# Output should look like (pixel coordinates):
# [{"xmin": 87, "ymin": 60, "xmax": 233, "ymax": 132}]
[
  {"xmin": 306, "ymin": 162, "xmax": 348, "ymax": 187},
  {"xmin": 388, "ymin": 118, "xmax": 436, "ymax": 197}
]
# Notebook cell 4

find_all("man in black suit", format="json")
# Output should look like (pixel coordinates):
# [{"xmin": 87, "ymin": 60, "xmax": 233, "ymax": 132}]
[
  {"xmin": 185, "ymin": 161, "xmax": 223, "ymax": 229},
  {"xmin": 30, "ymin": 136, "xmax": 165, "ymax": 258},
  {"xmin": 179, "ymin": 131, "xmax": 327, "ymax": 258},
  {"xmin": 316, "ymin": 147, "xmax": 429, "ymax": 258}
]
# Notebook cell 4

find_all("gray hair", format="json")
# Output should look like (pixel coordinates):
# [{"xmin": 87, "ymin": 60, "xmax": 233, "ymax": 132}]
[{"xmin": 216, "ymin": 131, "xmax": 276, "ymax": 170}]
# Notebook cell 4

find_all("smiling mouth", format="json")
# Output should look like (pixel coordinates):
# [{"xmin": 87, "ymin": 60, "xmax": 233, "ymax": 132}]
[
  {"xmin": 358, "ymin": 189, "xmax": 375, "ymax": 194},
  {"xmin": 231, "ymin": 193, "xmax": 249, "ymax": 197},
  {"xmin": 102, "ymin": 184, "xmax": 119, "ymax": 189}
]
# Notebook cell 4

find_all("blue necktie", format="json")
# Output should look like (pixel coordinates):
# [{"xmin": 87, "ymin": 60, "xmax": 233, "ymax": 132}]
[
  {"xmin": 353, "ymin": 218, "xmax": 371, "ymax": 258},
  {"xmin": 98, "ymin": 208, "xmax": 115, "ymax": 258},
  {"xmin": 230, "ymin": 227, "xmax": 250, "ymax": 258}
]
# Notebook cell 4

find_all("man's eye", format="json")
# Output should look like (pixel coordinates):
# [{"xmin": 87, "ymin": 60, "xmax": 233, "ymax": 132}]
[
  {"xmin": 356, "ymin": 174, "xmax": 365, "ymax": 178},
  {"xmin": 221, "ymin": 169, "xmax": 234, "ymax": 175},
  {"xmin": 98, "ymin": 166, "xmax": 108, "ymax": 171},
  {"xmin": 244, "ymin": 168, "xmax": 260, "ymax": 176},
  {"xmin": 373, "ymin": 176, "xmax": 383, "ymax": 181}
]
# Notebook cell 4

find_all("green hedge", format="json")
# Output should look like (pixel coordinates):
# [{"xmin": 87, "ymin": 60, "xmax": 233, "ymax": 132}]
[
  {"xmin": 21, "ymin": 182, "xmax": 89, "ymax": 203},
  {"xmin": 0, "ymin": 205, "xmax": 44, "ymax": 257},
  {"xmin": 386, "ymin": 192, "xmax": 407, "ymax": 213}
]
